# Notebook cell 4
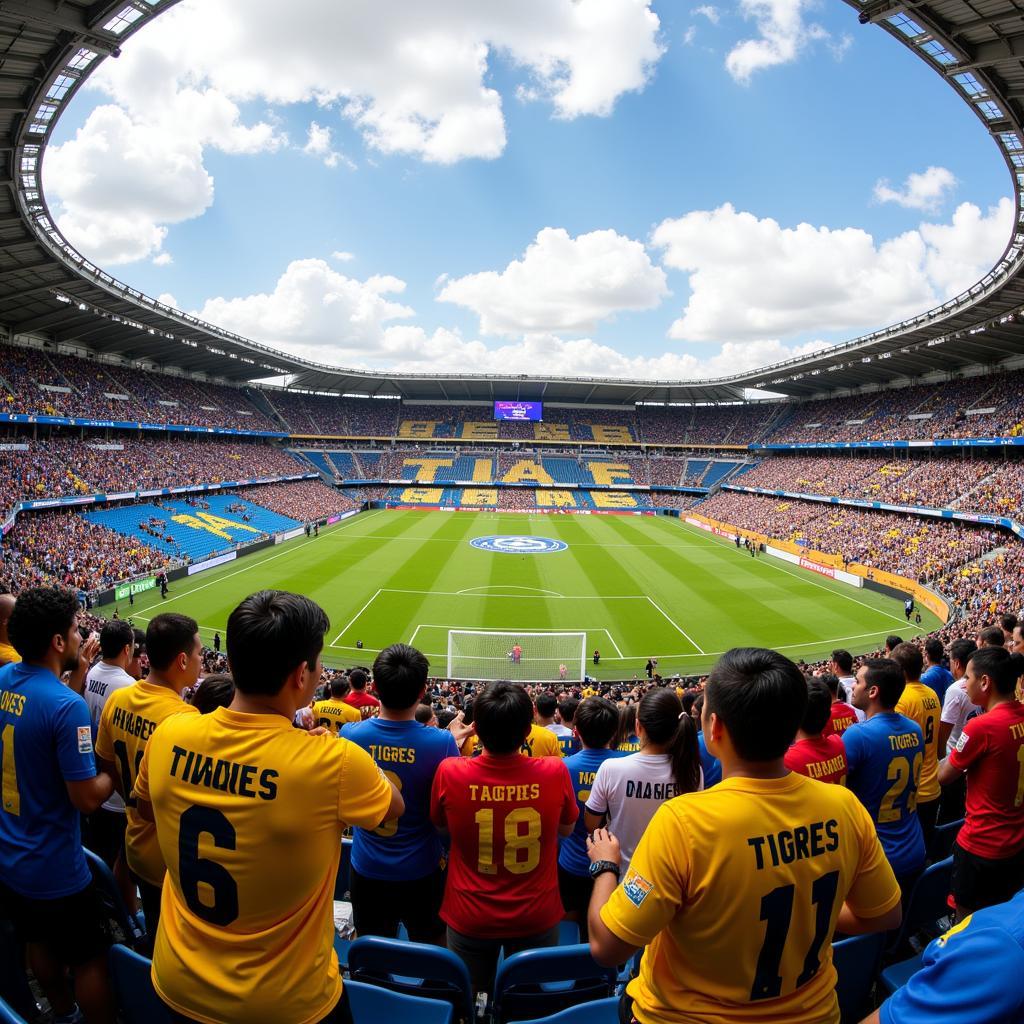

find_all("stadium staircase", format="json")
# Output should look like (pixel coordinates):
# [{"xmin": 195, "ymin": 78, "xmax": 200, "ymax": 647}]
[{"xmin": 243, "ymin": 387, "xmax": 288, "ymax": 431}]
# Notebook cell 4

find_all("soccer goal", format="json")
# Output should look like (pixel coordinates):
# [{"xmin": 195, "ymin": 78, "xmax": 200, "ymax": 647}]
[{"xmin": 447, "ymin": 630, "xmax": 587, "ymax": 682}]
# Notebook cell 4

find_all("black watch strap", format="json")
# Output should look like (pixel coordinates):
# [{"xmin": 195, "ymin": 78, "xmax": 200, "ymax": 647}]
[{"xmin": 590, "ymin": 859, "xmax": 620, "ymax": 880}]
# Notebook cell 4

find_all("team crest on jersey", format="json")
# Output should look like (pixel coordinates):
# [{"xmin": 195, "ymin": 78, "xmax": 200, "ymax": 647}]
[
  {"xmin": 77, "ymin": 726, "xmax": 93, "ymax": 754},
  {"xmin": 470, "ymin": 535, "xmax": 568, "ymax": 554},
  {"xmin": 622, "ymin": 870, "xmax": 654, "ymax": 908}
]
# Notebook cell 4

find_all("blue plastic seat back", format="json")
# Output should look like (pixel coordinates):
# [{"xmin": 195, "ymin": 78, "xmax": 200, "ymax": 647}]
[
  {"xmin": 83, "ymin": 847, "xmax": 145, "ymax": 948},
  {"xmin": 832, "ymin": 932, "xmax": 885, "ymax": 1023},
  {"xmin": 345, "ymin": 979, "xmax": 453, "ymax": 1024},
  {"xmin": 0, "ymin": 996, "xmax": 28, "ymax": 1024},
  {"xmin": 492, "ymin": 945, "xmax": 617, "ymax": 1024},
  {"xmin": 887, "ymin": 856, "xmax": 954, "ymax": 953},
  {"xmin": 509, "ymin": 996, "xmax": 619, "ymax": 1024},
  {"xmin": 927, "ymin": 819, "xmax": 963, "ymax": 863},
  {"xmin": 348, "ymin": 936, "xmax": 474, "ymax": 1022},
  {"xmin": 108, "ymin": 945, "xmax": 171, "ymax": 1024}
]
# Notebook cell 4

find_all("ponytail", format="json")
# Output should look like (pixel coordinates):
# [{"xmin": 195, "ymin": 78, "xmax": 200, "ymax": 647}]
[{"xmin": 637, "ymin": 688, "xmax": 702, "ymax": 794}]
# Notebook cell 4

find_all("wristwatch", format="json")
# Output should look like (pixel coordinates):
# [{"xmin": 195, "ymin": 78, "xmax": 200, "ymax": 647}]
[{"xmin": 589, "ymin": 859, "xmax": 620, "ymax": 881}]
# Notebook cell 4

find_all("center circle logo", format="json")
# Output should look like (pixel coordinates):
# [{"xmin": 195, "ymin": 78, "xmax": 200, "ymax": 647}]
[{"xmin": 470, "ymin": 535, "xmax": 568, "ymax": 554}]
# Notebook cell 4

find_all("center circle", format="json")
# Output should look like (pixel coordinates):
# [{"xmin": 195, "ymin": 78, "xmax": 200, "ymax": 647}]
[{"xmin": 470, "ymin": 535, "xmax": 568, "ymax": 554}]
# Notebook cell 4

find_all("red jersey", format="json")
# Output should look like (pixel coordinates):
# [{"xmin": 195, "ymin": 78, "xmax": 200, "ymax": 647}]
[
  {"xmin": 783, "ymin": 733, "xmax": 848, "ymax": 785},
  {"xmin": 430, "ymin": 752, "xmax": 577, "ymax": 938},
  {"xmin": 824, "ymin": 700, "xmax": 859, "ymax": 737},
  {"xmin": 949, "ymin": 700, "xmax": 1024, "ymax": 859},
  {"xmin": 343, "ymin": 690, "xmax": 380, "ymax": 720}
]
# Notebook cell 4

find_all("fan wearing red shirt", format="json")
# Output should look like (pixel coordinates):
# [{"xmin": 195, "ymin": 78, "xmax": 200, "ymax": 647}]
[
  {"xmin": 430, "ymin": 680, "xmax": 578, "ymax": 995},
  {"xmin": 784, "ymin": 677, "xmax": 848, "ymax": 784},
  {"xmin": 939, "ymin": 646, "xmax": 1024, "ymax": 917},
  {"xmin": 822, "ymin": 673, "xmax": 860, "ymax": 736},
  {"xmin": 342, "ymin": 668, "xmax": 380, "ymax": 719}
]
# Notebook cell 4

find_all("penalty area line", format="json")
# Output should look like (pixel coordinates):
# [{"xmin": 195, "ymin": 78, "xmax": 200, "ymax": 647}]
[
  {"xmin": 330, "ymin": 588, "xmax": 382, "ymax": 647},
  {"xmin": 645, "ymin": 597, "xmax": 705, "ymax": 655}
]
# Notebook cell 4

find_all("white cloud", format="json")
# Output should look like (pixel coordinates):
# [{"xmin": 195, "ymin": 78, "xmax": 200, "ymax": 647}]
[
  {"xmin": 152, "ymin": 252, "xmax": 174, "ymax": 266},
  {"xmin": 157, "ymin": 292, "xmax": 179, "ymax": 308},
  {"xmin": 725, "ymin": 0, "xmax": 829, "ymax": 83},
  {"xmin": 302, "ymin": 122, "xmax": 354, "ymax": 169},
  {"xmin": 874, "ymin": 166, "xmax": 957, "ymax": 212},
  {"xmin": 437, "ymin": 227, "xmax": 669, "ymax": 336},
  {"xmin": 651, "ymin": 199, "xmax": 1014, "ymax": 343},
  {"xmin": 694, "ymin": 5, "xmax": 720, "ymax": 23},
  {"xmin": 331, "ymin": 250, "xmax": 356, "ymax": 262},
  {"xmin": 683, "ymin": 26, "xmax": 698, "ymax": 45}
]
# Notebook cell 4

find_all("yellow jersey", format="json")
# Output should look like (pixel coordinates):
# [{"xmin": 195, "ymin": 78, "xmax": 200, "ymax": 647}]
[
  {"xmin": 0, "ymin": 641, "xmax": 20, "ymax": 665},
  {"xmin": 601, "ymin": 773, "xmax": 900, "ymax": 1024},
  {"xmin": 95, "ymin": 681, "xmax": 198, "ymax": 886},
  {"xmin": 312, "ymin": 697, "xmax": 361, "ymax": 735},
  {"xmin": 134, "ymin": 706, "xmax": 392, "ymax": 1024},
  {"xmin": 460, "ymin": 722, "xmax": 563, "ymax": 758},
  {"xmin": 895, "ymin": 681, "xmax": 942, "ymax": 802}
]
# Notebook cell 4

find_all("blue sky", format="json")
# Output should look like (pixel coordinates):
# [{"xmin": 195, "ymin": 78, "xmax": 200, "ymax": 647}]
[{"xmin": 42, "ymin": 0, "xmax": 1012, "ymax": 381}]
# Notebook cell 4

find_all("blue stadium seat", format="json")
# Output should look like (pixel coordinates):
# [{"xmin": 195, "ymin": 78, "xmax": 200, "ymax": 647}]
[
  {"xmin": 927, "ymin": 818, "xmax": 963, "ymax": 863},
  {"xmin": 512, "ymin": 996, "xmax": 619, "ymax": 1024},
  {"xmin": 885, "ymin": 856, "xmax": 954, "ymax": 955},
  {"xmin": 832, "ymin": 932, "xmax": 885, "ymax": 1023},
  {"xmin": 491, "ymin": 945, "xmax": 617, "ymax": 1024},
  {"xmin": 108, "ymin": 945, "xmax": 171, "ymax": 1024},
  {"xmin": 345, "ymin": 979, "xmax": 453, "ymax": 1024},
  {"xmin": 557, "ymin": 921, "xmax": 579, "ymax": 946},
  {"xmin": 348, "ymin": 936, "xmax": 473, "ymax": 1024},
  {"xmin": 299, "ymin": 450, "xmax": 338, "ymax": 477},
  {"xmin": 83, "ymin": 848, "xmax": 146, "ymax": 949},
  {"xmin": 879, "ymin": 951, "xmax": 923, "ymax": 996},
  {"xmin": 701, "ymin": 461, "xmax": 741, "ymax": 487},
  {"xmin": 0, "ymin": 996, "xmax": 28, "ymax": 1024}
]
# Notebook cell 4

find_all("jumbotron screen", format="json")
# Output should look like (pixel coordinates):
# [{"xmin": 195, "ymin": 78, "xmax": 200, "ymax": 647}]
[{"xmin": 493, "ymin": 401, "xmax": 543, "ymax": 422}]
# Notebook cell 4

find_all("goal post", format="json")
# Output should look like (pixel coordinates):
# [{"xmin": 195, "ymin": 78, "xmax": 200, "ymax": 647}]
[{"xmin": 447, "ymin": 630, "xmax": 587, "ymax": 682}]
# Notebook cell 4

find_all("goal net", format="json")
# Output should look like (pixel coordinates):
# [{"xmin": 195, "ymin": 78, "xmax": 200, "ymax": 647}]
[{"xmin": 447, "ymin": 630, "xmax": 587, "ymax": 682}]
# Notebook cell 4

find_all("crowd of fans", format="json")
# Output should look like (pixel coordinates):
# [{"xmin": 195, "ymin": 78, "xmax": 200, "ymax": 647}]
[{"xmin": 225, "ymin": 480, "xmax": 360, "ymax": 521}]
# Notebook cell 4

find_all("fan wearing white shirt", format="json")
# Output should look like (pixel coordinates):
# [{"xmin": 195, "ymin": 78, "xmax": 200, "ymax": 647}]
[
  {"xmin": 830, "ymin": 648, "xmax": 860, "ymax": 710},
  {"xmin": 938, "ymin": 638, "xmax": 981, "ymax": 824},
  {"xmin": 584, "ymin": 688, "xmax": 703, "ymax": 877}
]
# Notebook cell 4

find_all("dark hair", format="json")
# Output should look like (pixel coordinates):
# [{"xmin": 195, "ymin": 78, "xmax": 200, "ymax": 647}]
[
  {"xmin": 8, "ymin": 587, "xmax": 80, "ymax": 662},
  {"xmin": 414, "ymin": 703, "xmax": 434, "ymax": 724},
  {"xmin": 680, "ymin": 691, "xmax": 698, "ymax": 717},
  {"xmin": 819, "ymin": 672, "xmax": 840, "ymax": 698},
  {"xmin": 190, "ymin": 674, "xmax": 235, "ymax": 714},
  {"xmin": 615, "ymin": 704, "xmax": 637, "ymax": 746},
  {"xmin": 968, "ymin": 647, "xmax": 1024, "ymax": 696},
  {"xmin": 637, "ymin": 688, "xmax": 701, "ymax": 793},
  {"xmin": 860, "ymin": 658, "xmax": 906, "ymax": 709},
  {"xmin": 831, "ymin": 649, "xmax": 853, "ymax": 674},
  {"xmin": 372, "ymin": 643, "xmax": 429, "ymax": 711},
  {"xmin": 924, "ymin": 638, "xmax": 944, "ymax": 664},
  {"xmin": 890, "ymin": 642, "xmax": 924, "ymax": 681},
  {"xmin": 979, "ymin": 625, "xmax": 1006, "ymax": 648},
  {"xmin": 949, "ymin": 638, "xmax": 977, "ymax": 672},
  {"xmin": 557, "ymin": 697, "xmax": 578, "ymax": 725},
  {"xmin": 146, "ymin": 613, "xmax": 199, "ymax": 672},
  {"xmin": 100, "ymin": 619, "xmax": 135, "ymax": 659},
  {"xmin": 226, "ymin": 591, "xmax": 328, "ymax": 696},
  {"xmin": 1000, "ymin": 613, "xmax": 1019, "ymax": 634},
  {"xmin": 885, "ymin": 635, "xmax": 903, "ymax": 652},
  {"xmin": 801, "ymin": 678, "xmax": 833, "ymax": 736},
  {"xmin": 535, "ymin": 692, "xmax": 557, "ymax": 718},
  {"xmin": 705, "ymin": 648, "xmax": 806, "ymax": 761},
  {"xmin": 329, "ymin": 677, "xmax": 350, "ymax": 699},
  {"xmin": 132, "ymin": 627, "xmax": 146, "ymax": 653},
  {"xmin": 474, "ymin": 681, "xmax": 533, "ymax": 754},
  {"xmin": 573, "ymin": 696, "xmax": 618, "ymax": 749},
  {"xmin": 349, "ymin": 668, "xmax": 368, "ymax": 691}
]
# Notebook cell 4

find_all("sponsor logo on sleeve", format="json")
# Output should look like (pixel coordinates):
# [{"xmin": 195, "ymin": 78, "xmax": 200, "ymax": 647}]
[
  {"xmin": 622, "ymin": 870, "xmax": 654, "ymax": 908},
  {"xmin": 955, "ymin": 731, "xmax": 969, "ymax": 753},
  {"xmin": 78, "ymin": 726, "xmax": 93, "ymax": 754}
]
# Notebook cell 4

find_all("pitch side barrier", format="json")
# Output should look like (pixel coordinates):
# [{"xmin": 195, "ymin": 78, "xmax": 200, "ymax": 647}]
[
  {"xmin": 752, "ymin": 437, "xmax": 1024, "ymax": 451},
  {"xmin": 683, "ymin": 511, "xmax": 951, "ymax": 625},
  {"xmin": 0, "ymin": 412, "xmax": 287, "ymax": 439},
  {"xmin": 346, "ymin": 478, "xmax": 707, "ymax": 494},
  {"xmin": 0, "ymin": 473, "xmax": 320, "ymax": 538}
]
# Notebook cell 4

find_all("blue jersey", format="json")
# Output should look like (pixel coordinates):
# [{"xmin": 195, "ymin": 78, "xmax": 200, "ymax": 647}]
[
  {"xmin": 697, "ymin": 731, "xmax": 721, "ymax": 788},
  {"xmin": 556, "ymin": 730, "xmax": 580, "ymax": 758},
  {"xmin": 0, "ymin": 662, "xmax": 97, "ymax": 898},
  {"xmin": 881, "ymin": 888, "xmax": 1024, "ymax": 1024},
  {"xmin": 921, "ymin": 664, "xmax": 955, "ymax": 704},
  {"xmin": 842, "ymin": 712, "xmax": 926, "ymax": 877},
  {"xmin": 558, "ymin": 747, "xmax": 624, "ymax": 876},
  {"xmin": 341, "ymin": 718, "xmax": 458, "ymax": 880}
]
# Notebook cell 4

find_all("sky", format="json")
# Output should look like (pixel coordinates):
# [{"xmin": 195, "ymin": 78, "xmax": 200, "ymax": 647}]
[{"xmin": 41, "ymin": 0, "xmax": 1013, "ymax": 384}]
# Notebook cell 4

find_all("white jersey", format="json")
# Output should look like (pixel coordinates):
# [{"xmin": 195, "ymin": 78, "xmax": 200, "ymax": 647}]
[
  {"xmin": 941, "ymin": 677, "xmax": 982, "ymax": 755},
  {"xmin": 84, "ymin": 661, "xmax": 136, "ymax": 812},
  {"xmin": 546, "ymin": 722, "xmax": 573, "ymax": 739},
  {"xmin": 586, "ymin": 752, "xmax": 703, "ymax": 876}
]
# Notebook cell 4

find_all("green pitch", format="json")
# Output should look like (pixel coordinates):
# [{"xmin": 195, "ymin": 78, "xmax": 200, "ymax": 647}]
[{"xmin": 123, "ymin": 509, "xmax": 940, "ymax": 679}]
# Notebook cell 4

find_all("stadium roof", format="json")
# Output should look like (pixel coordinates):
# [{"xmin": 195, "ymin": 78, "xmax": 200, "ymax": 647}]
[{"xmin": 1, "ymin": 0, "xmax": 1024, "ymax": 403}]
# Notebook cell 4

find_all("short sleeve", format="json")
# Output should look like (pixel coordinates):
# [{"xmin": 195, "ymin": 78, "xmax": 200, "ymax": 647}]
[
  {"xmin": 134, "ymin": 741, "xmax": 151, "ymax": 803},
  {"xmin": 599, "ymin": 803, "xmax": 689, "ymax": 948},
  {"xmin": 948, "ymin": 717, "xmax": 985, "ymax": 771},
  {"xmin": 585, "ymin": 759, "xmax": 611, "ymax": 816},
  {"xmin": 337, "ymin": 740, "xmax": 393, "ymax": 829},
  {"xmin": 54, "ymin": 693, "xmax": 97, "ymax": 782},
  {"xmin": 880, "ymin": 924, "xmax": 1024, "ymax": 1024},
  {"xmin": 846, "ymin": 798, "xmax": 902, "ymax": 919}
]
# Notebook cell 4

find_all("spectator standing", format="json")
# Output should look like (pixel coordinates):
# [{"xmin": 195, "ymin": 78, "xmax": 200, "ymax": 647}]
[
  {"xmin": 557, "ymin": 697, "xmax": 623, "ymax": 940},
  {"xmin": 938, "ymin": 647, "xmax": 1024, "ymax": 917},
  {"xmin": 892, "ymin": 643, "xmax": 943, "ymax": 846},
  {"xmin": 922, "ymin": 638, "xmax": 955, "ymax": 703},
  {"xmin": 430, "ymin": 681, "xmax": 577, "ymax": 996},
  {"xmin": 134, "ymin": 591, "xmax": 402, "ymax": 1023},
  {"xmin": 342, "ymin": 667, "xmax": 380, "ymax": 719},
  {"xmin": 0, "ymin": 588, "xmax": 114, "ymax": 1024},
  {"xmin": 784, "ymin": 677, "xmax": 848, "ymax": 784},
  {"xmin": 830, "ymin": 649, "xmax": 857, "ymax": 704},
  {"xmin": 95, "ymin": 613, "xmax": 202, "ymax": 950},
  {"xmin": 556, "ymin": 696, "xmax": 581, "ymax": 757},
  {"xmin": 341, "ymin": 643, "xmax": 458, "ymax": 944},
  {"xmin": 693, "ymin": 693, "xmax": 722, "ymax": 788},
  {"xmin": 938, "ymin": 639, "xmax": 980, "ymax": 824},
  {"xmin": 586, "ymin": 647, "xmax": 901, "ymax": 1024},
  {"xmin": 844, "ymin": 658, "xmax": 926, "ymax": 899},
  {"xmin": 536, "ymin": 691, "xmax": 573, "ymax": 752},
  {"xmin": 313, "ymin": 677, "xmax": 361, "ymax": 734},
  {"xmin": 822, "ymin": 673, "xmax": 863, "ymax": 735}
]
